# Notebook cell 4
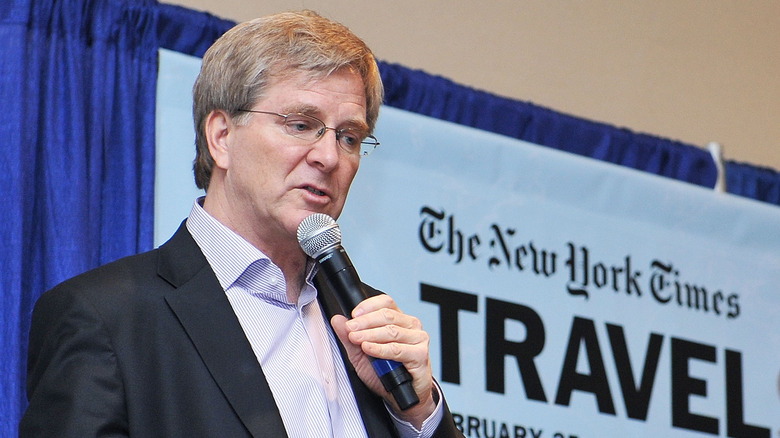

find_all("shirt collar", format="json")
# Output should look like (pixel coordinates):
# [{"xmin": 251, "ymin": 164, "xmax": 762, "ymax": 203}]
[{"xmin": 186, "ymin": 197, "xmax": 318, "ymax": 304}]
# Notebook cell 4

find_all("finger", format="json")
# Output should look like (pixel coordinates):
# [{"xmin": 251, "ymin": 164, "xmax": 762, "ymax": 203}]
[
  {"xmin": 347, "ymin": 307, "xmax": 423, "ymax": 332},
  {"xmin": 331, "ymin": 315, "xmax": 363, "ymax": 358},
  {"xmin": 331, "ymin": 314, "xmax": 349, "ymax": 342},
  {"xmin": 359, "ymin": 338, "xmax": 430, "ymax": 369},
  {"xmin": 351, "ymin": 294, "xmax": 398, "ymax": 318},
  {"xmin": 347, "ymin": 323, "xmax": 429, "ymax": 347}
]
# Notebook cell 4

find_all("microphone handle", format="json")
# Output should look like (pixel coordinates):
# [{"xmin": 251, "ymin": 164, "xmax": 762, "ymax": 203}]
[{"xmin": 316, "ymin": 247, "xmax": 420, "ymax": 410}]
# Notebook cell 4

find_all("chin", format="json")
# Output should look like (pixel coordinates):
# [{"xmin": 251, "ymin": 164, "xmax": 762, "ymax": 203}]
[
  {"xmin": 290, "ymin": 206, "xmax": 342, "ymax": 230},
  {"xmin": 290, "ymin": 210, "xmax": 323, "ymax": 230}
]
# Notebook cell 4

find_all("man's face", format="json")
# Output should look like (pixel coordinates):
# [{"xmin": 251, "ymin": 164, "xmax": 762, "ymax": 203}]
[{"xmin": 208, "ymin": 68, "xmax": 366, "ymax": 249}]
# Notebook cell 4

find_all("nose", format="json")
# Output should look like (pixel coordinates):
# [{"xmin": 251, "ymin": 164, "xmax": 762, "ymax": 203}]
[{"xmin": 306, "ymin": 128, "xmax": 341, "ymax": 170}]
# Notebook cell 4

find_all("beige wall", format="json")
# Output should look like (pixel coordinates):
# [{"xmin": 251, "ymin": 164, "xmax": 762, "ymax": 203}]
[{"xmin": 167, "ymin": 0, "xmax": 780, "ymax": 172}]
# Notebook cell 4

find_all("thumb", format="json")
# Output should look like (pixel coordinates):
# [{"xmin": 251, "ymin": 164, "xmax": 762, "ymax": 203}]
[
  {"xmin": 331, "ymin": 314, "xmax": 367, "ymax": 363},
  {"xmin": 330, "ymin": 314, "xmax": 354, "ymax": 351},
  {"xmin": 330, "ymin": 314, "xmax": 383, "ymax": 392}
]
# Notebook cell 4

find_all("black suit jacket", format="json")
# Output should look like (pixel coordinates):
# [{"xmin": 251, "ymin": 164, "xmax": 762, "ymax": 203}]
[{"xmin": 21, "ymin": 222, "xmax": 462, "ymax": 437}]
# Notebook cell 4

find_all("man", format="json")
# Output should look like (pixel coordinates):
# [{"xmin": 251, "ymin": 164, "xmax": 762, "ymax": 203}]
[{"xmin": 21, "ymin": 10, "xmax": 463, "ymax": 438}]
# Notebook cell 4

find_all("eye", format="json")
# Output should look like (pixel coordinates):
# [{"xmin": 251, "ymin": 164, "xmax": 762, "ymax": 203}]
[
  {"xmin": 337, "ymin": 129, "xmax": 365, "ymax": 150},
  {"xmin": 285, "ymin": 116, "xmax": 317, "ymax": 134}
]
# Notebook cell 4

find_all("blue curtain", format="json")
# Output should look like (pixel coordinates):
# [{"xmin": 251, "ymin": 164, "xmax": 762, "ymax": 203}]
[
  {"xmin": 726, "ymin": 160, "xmax": 780, "ymax": 205},
  {"xmin": 2, "ymin": 0, "xmax": 779, "ymax": 434},
  {"xmin": 0, "ymin": 0, "xmax": 158, "ymax": 433}
]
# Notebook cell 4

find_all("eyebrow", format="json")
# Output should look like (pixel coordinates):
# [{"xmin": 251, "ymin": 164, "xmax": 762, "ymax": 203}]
[
  {"xmin": 281, "ymin": 104, "xmax": 370, "ymax": 132},
  {"xmin": 280, "ymin": 103, "xmax": 318, "ymax": 115}
]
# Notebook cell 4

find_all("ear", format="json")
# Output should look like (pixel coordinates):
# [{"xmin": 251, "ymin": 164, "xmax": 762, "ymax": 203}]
[{"xmin": 204, "ymin": 109, "xmax": 232, "ymax": 170}]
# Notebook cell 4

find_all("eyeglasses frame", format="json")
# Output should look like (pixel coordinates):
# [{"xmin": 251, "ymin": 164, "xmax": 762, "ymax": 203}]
[{"xmin": 235, "ymin": 109, "xmax": 379, "ymax": 157}]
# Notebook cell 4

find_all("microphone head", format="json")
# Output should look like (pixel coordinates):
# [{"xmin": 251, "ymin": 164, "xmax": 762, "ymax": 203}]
[{"xmin": 297, "ymin": 213, "xmax": 342, "ymax": 258}]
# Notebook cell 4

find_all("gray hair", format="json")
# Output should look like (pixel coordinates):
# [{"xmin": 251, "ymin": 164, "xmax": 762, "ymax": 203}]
[{"xmin": 192, "ymin": 10, "xmax": 384, "ymax": 190}]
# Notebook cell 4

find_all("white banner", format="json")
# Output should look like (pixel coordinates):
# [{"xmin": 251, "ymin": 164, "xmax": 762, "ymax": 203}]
[{"xmin": 157, "ymin": 49, "xmax": 780, "ymax": 438}]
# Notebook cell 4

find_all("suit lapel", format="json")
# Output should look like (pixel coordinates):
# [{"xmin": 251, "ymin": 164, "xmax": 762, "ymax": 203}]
[{"xmin": 158, "ymin": 223, "xmax": 287, "ymax": 437}]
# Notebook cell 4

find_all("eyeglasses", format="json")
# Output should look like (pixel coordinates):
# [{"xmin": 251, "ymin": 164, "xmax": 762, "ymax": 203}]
[{"xmin": 237, "ymin": 109, "xmax": 379, "ymax": 157}]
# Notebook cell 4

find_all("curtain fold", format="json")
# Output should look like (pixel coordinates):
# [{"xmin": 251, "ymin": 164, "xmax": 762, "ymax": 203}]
[
  {"xmin": 2, "ymin": 0, "xmax": 778, "ymax": 434},
  {"xmin": 1, "ymin": 1, "xmax": 157, "ymax": 434},
  {"xmin": 726, "ymin": 161, "xmax": 780, "ymax": 206},
  {"xmin": 156, "ymin": 3, "xmax": 234, "ymax": 57}
]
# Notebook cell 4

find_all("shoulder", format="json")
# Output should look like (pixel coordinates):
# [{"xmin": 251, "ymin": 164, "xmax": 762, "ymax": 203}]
[
  {"xmin": 37, "ymin": 221, "xmax": 206, "ymax": 313},
  {"xmin": 48, "ymin": 249, "xmax": 160, "ymax": 297},
  {"xmin": 31, "ymin": 249, "xmax": 163, "ymax": 328}
]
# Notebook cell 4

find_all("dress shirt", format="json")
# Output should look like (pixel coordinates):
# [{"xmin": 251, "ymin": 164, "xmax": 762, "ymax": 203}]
[{"xmin": 186, "ymin": 199, "xmax": 442, "ymax": 437}]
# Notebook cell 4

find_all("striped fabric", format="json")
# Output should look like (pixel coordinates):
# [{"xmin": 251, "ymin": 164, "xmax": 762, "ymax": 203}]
[
  {"xmin": 186, "ymin": 200, "xmax": 368, "ymax": 437},
  {"xmin": 185, "ymin": 199, "xmax": 438, "ymax": 437}
]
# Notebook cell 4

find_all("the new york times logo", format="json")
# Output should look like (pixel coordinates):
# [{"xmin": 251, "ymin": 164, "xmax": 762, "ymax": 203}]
[{"xmin": 418, "ymin": 206, "xmax": 740, "ymax": 319}]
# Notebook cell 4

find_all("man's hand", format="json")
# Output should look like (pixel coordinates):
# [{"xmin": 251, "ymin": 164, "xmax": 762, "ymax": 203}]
[{"xmin": 331, "ymin": 294, "xmax": 436, "ymax": 429}]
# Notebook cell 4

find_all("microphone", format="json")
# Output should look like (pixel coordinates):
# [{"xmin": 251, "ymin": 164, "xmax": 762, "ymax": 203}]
[{"xmin": 297, "ymin": 213, "xmax": 419, "ymax": 410}]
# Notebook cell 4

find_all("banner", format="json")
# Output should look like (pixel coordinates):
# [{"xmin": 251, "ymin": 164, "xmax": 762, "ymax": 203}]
[{"xmin": 157, "ymin": 49, "xmax": 780, "ymax": 437}]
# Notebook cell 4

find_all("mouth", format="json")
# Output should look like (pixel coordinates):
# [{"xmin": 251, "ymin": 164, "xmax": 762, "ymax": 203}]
[{"xmin": 303, "ymin": 185, "xmax": 327, "ymax": 196}]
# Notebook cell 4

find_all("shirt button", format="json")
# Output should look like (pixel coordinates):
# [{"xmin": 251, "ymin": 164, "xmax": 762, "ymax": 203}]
[{"xmin": 269, "ymin": 276, "xmax": 279, "ymax": 286}]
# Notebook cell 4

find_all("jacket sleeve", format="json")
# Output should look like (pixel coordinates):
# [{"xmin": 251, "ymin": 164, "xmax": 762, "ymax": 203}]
[
  {"xmin": 20, "ymin": 284, "xmax": 129, "ymax": 437},
  {"xmin": 431, "ymin": 394, "xmax": 465, "ymax": 438}
]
